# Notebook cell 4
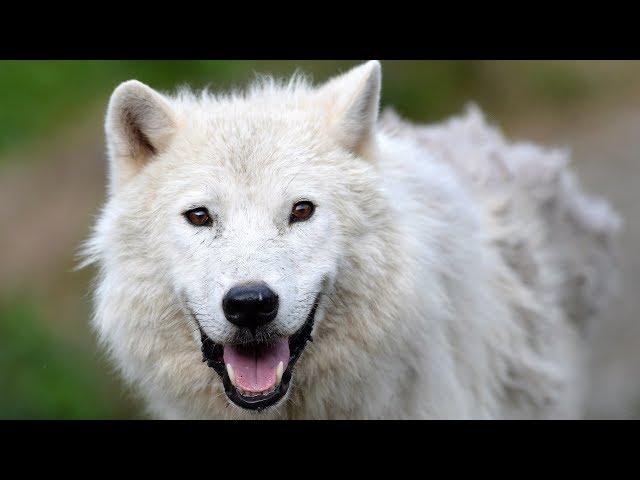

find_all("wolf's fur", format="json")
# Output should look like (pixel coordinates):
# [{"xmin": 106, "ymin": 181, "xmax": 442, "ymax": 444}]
[{"xmin": 83, "ymin": 62, "xmax": 620, "ymax": 419}]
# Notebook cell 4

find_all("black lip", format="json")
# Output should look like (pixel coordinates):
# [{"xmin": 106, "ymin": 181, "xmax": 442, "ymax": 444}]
[{"xmin": 199, "ymin": 293, "xmax": 321, "ymax": 412}]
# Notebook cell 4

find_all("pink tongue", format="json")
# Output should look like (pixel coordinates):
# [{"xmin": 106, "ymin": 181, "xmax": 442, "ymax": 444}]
[{"xmin": 223, "ymin": 338, "xmax": 290, "ymax": 393}]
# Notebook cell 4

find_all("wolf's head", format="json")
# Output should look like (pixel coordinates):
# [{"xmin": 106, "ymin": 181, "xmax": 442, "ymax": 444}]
[{"xmin": 89, "ymin": 61, "xmax": 387, "ymax": 413}]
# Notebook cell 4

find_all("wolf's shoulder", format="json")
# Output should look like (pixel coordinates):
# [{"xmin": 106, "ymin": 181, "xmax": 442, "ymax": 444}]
[
  {"xmin": 379, "ymin": 105, "xmax": 621, "ymax": 333},
  {"xmin": 380, "ymin": 105, "xmax": 571, "ymax": 196}
]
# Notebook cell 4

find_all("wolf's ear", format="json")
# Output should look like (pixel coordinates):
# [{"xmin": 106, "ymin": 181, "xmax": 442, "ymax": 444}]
[
  {"xmin": 105, "ymin": 80, "xmax": 177, "ymax": 190},
  {"xmin": 316, "ymin": 60, "xmax": 381, "ymax": 155}
]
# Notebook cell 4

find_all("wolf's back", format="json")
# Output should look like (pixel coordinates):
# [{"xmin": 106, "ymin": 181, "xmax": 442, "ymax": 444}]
[{"xmin": 380, "ymin": 106, "xmax": 621, "ymax": 334}]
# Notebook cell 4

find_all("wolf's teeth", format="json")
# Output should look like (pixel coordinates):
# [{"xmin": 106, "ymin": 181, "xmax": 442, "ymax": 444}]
[
  {"xmin": 226, "ymin": 364, "xmax": 236, "ymax": 386},
  {"xmin": 276, "ymin": 361, "xmax": 284, "ymax": 385}
]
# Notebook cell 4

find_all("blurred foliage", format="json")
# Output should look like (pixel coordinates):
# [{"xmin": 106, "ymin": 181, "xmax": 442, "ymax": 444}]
[
  {"xmin": 1, "ymin": 60, "xmax": 639, "ymax": 418},
  {"xmin": 3, "ymin": 60, "xmax": 636, "ymax": 161},
  {"xmin": 0, "ymin": 60, "xmax": 239, "ymax": 158}
]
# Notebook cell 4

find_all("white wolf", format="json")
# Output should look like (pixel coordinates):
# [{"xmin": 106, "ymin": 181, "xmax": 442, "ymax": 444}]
[{"xmin": 83, "ymin": 61, "xmax": 620, "ymax": 419}]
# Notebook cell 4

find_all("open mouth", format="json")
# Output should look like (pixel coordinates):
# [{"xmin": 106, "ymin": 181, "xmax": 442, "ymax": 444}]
[{"xmin": 199, "ymin": 293, "xmax": 320, "ymax": 411}]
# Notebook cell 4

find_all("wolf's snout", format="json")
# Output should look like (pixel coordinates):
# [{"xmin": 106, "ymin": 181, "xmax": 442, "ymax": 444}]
[{"xmin": 222, "ymin": 282, "xmax": 279, "ymax": 330}]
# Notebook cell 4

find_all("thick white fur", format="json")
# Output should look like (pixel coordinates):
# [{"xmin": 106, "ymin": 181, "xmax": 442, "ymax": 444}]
[{"xmin": 83, "ymin": 61, "xmax": 620, "ymax": 419}]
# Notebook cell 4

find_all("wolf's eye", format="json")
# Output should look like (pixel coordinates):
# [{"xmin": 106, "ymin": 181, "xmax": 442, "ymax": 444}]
[
  {"xmin": 185, "ymin": 208, "xmax": 212, "ymax": 227},
  {"xmin": 290, "ymin": 201, "xmax": 315, "ymax": 223}
]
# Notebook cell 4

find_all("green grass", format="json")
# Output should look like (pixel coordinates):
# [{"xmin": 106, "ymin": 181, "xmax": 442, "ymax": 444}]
[{"xmin": 0, "ymin": 296, "xmax": 135, "ymax": 419}]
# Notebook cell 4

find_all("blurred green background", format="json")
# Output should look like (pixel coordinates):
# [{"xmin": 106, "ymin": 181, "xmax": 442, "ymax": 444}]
[{"xmin": 1, "ymin": 60, "xmax": 639, "ymax": 419}]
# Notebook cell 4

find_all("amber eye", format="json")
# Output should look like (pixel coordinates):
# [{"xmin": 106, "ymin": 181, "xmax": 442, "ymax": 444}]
[
  {"xmin": 185, "ymin": 207, "xmax": 212, "ymax": 226},
  {"xmin": 290, "ymin": 201, "xmax": 315, "ymax": 223}
]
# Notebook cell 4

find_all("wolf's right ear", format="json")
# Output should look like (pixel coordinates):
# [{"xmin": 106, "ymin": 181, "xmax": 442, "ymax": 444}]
[{"xmin": 105, "ymin": 80, "xmax": 177, "ymax": 191}]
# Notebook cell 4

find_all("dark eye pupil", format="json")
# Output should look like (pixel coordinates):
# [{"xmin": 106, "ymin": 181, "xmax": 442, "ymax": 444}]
[
  {"xmin": 291, "ymin": 201, "xmax": 314, "ymax": 222},
  {"xmin": 186, "ymin": 208, "xmax": 210, "ymax": 226}
]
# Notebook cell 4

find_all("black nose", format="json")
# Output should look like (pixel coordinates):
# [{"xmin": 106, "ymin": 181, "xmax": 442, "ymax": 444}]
[{"xmin": 222, "ymin": 282, "xmax": 279, "ymax": 330}]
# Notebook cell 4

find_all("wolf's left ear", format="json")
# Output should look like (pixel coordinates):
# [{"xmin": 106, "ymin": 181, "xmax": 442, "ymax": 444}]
[
  {"xmin": 105, "ymin": 80, "xmax": 177, "ymax": 191},
  {"xmin": 316, "ymin": 60, "xmax": 381, "ymax": 155}
]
